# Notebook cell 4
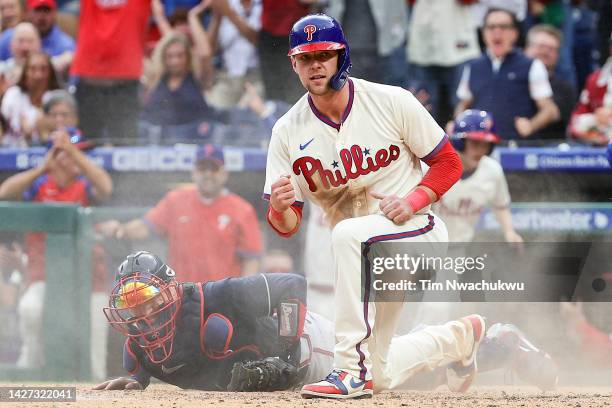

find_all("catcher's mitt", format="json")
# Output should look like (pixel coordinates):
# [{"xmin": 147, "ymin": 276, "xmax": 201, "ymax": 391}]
[{"xmin": 227, "ymin": 357, "xmax": 298, "ymax": 392}]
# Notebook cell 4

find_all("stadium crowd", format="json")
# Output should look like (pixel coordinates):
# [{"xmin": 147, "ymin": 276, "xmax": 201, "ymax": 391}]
[
  {"xmin": 0, "ymin": 0, "xmax": 605, "ymax": 147},
  {"xmin": 0, "ymin": 0, "xmax": 610, "ymax": 383}
]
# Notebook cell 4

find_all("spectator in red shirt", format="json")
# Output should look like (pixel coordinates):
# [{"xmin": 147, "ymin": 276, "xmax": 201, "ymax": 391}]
[
  {"xmin": 98, "ymin": 144, "xmax": 263, "ymax": 281},
  {"xmin": 569, "ymin": 36, "xmax": 612, "ymax": 146},
  {"xmin": 0, "ymin": 132, "xmax": 112, "ymax": 376},
  {"xmin": 70, "ymin": 0, "xmax": 151, "ymax": 144}
]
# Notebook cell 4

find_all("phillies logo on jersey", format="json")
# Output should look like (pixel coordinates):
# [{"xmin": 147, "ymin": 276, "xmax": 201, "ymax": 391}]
[
  {"xmin": 304, "ymin": 25, "xmax": 317, "ymax": 41},
  {"xmin": 440, "ymin": 198, "xmax": 482, "ymax": 216},
  {"xmin": 293, "ymin": 144, "xmax": 401, "ymax": 192}
]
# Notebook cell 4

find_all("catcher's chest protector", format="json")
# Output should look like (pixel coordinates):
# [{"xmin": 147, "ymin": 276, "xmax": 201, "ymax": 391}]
[{"xmin": 137, "ymin": 283, "xmax": 261, "ymax": 390}]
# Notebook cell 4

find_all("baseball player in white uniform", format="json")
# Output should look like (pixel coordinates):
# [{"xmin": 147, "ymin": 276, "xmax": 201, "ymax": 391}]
[
  {"xmin": 262, "ymin": 14, "xmax": 479, "ymax": 399},
  {"xmin": 436, "ymin": 109, "xmax": 523, "ymax": 244},
  {"xmin": 412, "ymin": 110, "xmax": 523, "ymax": 325}
]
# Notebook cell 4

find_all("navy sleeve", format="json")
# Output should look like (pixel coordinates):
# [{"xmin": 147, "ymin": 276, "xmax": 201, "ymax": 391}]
[
  {"xmin": 123, "ymin": 339, "xmax": 151, "ymax": 388},
  {"xmin": 217, "ymin": 273, "xmax": 307, "ymax": 319},
  {"xmin": 260, "ymin": 273, "xmax": 307, "ymax": 314}
]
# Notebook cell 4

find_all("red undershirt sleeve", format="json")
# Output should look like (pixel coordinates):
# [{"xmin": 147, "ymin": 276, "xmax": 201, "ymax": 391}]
[{"xmin": 419, "ymin": 140, "xmax": 463, "ymax": 199}]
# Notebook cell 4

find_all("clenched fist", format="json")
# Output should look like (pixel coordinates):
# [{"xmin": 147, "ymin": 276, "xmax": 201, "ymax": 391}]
[{"xmin": 270, "ymin": 175, "xmax": 296, "ymax": 213}]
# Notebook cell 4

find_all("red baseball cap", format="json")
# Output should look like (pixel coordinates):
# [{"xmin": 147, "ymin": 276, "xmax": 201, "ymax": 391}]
[{"xmin": 27, "ymin": 0, "xmax": 57, "ymax": 10}]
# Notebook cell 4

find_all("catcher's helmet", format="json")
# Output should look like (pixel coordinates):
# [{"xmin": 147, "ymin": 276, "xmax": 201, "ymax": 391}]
[
  {"xmin": 451, "ymin": 110, "xmax": 501, "ymax": 154},
  {"xmin": 115, "ymin": 250, "xmax": 176, "ymax": 282},
  {"xmin": 105, "ymin": 251, "xmax": 181, "ymax": 364},
  {"xmin": 288, "ymin": 13, "xmax": 351, "ymax": 91}
]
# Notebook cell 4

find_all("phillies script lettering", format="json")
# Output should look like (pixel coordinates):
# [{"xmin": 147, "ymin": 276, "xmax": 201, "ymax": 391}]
[{"xmin": 293, "ymin": 144, "xmax": 401, "ymax": 192}]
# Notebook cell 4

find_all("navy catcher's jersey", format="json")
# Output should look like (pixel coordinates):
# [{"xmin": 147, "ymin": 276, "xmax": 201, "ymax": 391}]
[{"xmin": 123, "ymin": 273, "xmax": 306, "ymax": 390}]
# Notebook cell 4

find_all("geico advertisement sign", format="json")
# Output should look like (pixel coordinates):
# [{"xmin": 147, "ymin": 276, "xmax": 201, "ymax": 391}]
[{"xmin": 111, "ymin": 148, "xmax": 195, "ymax": 171}]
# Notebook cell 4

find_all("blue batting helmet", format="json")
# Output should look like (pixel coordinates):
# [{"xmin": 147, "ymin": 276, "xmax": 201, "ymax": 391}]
[
  {"xmin": 288, "ymin": 14, "xmax": 351, "ymax": 91},
  {"xmin": 451, "ymin": 110, "xmax": 501, "ymax": 153}
]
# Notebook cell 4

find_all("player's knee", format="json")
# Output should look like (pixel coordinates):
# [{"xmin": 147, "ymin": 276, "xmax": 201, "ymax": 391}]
[{"xmin": 331, "ymin": 219, "xmax": 361, "ymax": 247}]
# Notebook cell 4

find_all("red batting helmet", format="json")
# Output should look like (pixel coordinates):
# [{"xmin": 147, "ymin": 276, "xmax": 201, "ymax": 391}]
[{"xmin": 288, "ymin": 14, "xmax": 352, "ymax": 90}]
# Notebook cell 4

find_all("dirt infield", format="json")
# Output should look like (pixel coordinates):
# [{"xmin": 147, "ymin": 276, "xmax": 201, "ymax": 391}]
[{"xmin": 1, "ymin": 383, "xmax": 611, "ymax": 408}]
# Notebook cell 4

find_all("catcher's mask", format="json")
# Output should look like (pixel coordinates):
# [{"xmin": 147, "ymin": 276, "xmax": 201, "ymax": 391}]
[{"xmin": 104, "ymin": 252, "xmax": 181, "ymax": 364}]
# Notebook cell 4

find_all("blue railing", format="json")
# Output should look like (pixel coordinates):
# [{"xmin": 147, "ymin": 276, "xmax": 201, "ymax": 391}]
[{"xmin": 0, "ymin": 145, "xmax": 609, "ymax": 172}]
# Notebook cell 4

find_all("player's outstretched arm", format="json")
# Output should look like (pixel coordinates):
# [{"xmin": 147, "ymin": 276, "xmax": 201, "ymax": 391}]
[
  {"xmin": 96, "ymin": 218, "xmax": 151, "ymax": 241},
  {"xmin": 92, "ymin": 377, "xmax": 143, "ymax": 391}
]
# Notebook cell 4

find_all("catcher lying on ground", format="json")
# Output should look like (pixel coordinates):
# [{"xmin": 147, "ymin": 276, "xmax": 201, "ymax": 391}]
[{"xmin": 94, "ymin": 251, "xmax": 558, "ymax": 395}]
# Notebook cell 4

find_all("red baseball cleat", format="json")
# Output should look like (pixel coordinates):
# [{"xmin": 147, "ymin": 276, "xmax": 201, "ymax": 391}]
[{"xmin": 301, "ymin": 369, "xmax": 373, "ymax": 399}]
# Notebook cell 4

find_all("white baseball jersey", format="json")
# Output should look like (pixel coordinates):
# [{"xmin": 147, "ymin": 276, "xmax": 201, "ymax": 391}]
[
  {"xmin": 434, "ymin": 155, "xmax": 510, "ymax": 242},
  {"xmin": 263, "ymin": 77, "xmax": 446, "ymax": 227}
]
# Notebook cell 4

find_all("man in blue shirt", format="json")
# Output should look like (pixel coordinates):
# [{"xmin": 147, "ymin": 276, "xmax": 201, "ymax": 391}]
[
  {"xmin": 453, "ymin": 8, "xmax": 559, "ymax": 141},
  {"xmin": 0, "ymin": 0, "xmax": 74, "ymax": 72}
]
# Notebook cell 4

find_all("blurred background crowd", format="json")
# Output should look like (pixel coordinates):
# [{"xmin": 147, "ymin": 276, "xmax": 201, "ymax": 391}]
[
  {"xmin": 0, "ymin": 0, "xmax": 606, "ymax": 148},
  {"xmin": 0, "ymin": 0, "xmax": 610, "ymax": 385}
]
